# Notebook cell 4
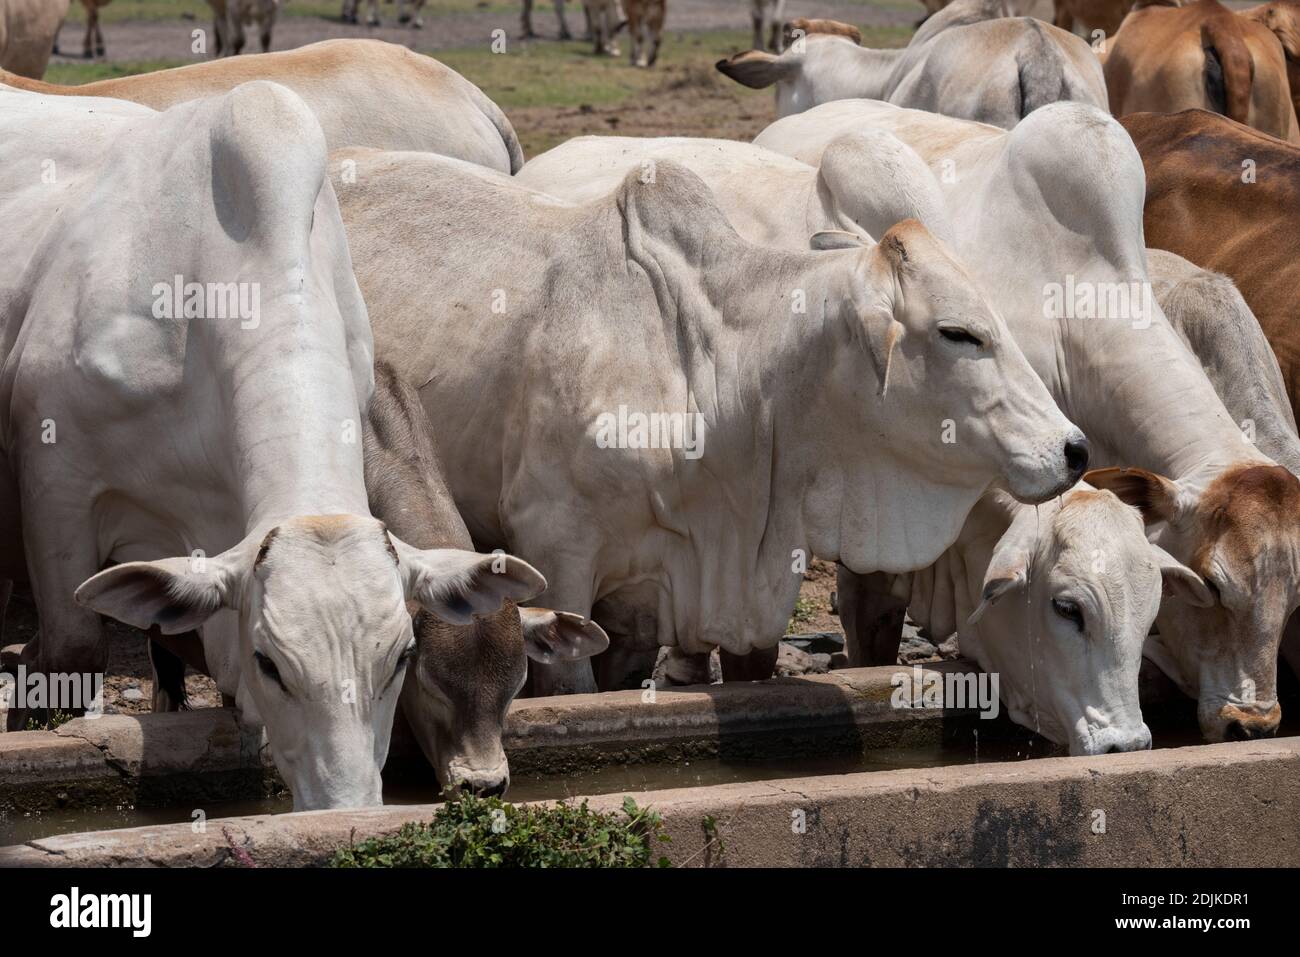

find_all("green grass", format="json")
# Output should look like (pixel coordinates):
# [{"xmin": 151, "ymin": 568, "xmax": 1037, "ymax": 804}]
[
  {"xmin": 43, "ymin": 24, "xmax": 911, "ymax": 115},
  {"xmin": 45, "ymin": 58, "xmax": 190, "ymax": 83},
  {"xmin": 330, "ymin": 792, "xmax": 672, "ymax": 868}
]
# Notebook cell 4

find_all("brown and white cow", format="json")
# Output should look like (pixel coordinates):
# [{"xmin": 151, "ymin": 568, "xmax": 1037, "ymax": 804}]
[
  {"xmin": 1125, "ymin": 109, "xmax": 1300, "ymax": 686},
  {"xmin": 364, "ymin": 363, "xmax": 607, "ymax": 795},
  {"xmin": 1104, "ymin": 0, "xmax": 1300, "ymax": 142}
]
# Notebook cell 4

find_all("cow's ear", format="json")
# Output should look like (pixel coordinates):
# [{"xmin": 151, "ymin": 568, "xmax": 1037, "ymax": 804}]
[
  {"xmin": 811, "ymin": 229, "xmax": 869, "ymax": 250},
  {"xmin": 75, "ymin": 543, "xmax": 252, "ymax": 635},
  {"xmin": 968, "ymin": 508, "xmax": 1038, "ymax": 625},
  {"xmin": 1149, "ymin": 544, "xmax": 1216, "ymax": 608},
  {"xmin": 1084, "ymin": 467, "xmax": 1185, "ymax": 524},
  {"xmin": 394, "ymin": 539, "xmax": 547, "ymax": 626},
  {"xmin": 715, "ymin": 50, "xmax": 795, "ymax": 88},
  {"xmin": 519, "ymin": 609, "xmax": 610, "ymax": 665}
]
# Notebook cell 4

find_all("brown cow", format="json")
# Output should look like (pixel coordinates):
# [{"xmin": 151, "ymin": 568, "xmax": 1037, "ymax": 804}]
[
  {"xmin": 363, "ymin": 362, "xmax": 608, "ymax": 792},
  {"xmin": 1123, "ymin": 107, "xmax": 1300, "ymax": 684},
  {"xmin": 1105, "ymin": 0, "xmax": 1299, "ymax": 141},
  {"xmin": 1242, "ymin": 0, "xmax": 1300, "ymax": 121}
]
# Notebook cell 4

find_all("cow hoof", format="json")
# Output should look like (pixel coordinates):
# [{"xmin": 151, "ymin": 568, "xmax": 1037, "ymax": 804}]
[
  {"xmin": 399, "ymin": 13, "xmax": 411, "ymax": 22},
  {"xmin": 411, "ymin": 18, "xmax": 423, "ymax": 28},
  {"xmin": 367, "ymin": 17, "xmax": 380, "ymax": 26},
  {"xmin": 559, "ymin": 29, "xmax": 573, "ymax": 39},
  {"xmin": 96, "ymin": 45, "xmax": 106, "ymax": 56}
]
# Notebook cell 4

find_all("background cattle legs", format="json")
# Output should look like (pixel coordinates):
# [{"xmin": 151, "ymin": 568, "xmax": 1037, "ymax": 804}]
[{"xmin": 836, "ymin": 567, "xmax": 908, "ymax": 666}]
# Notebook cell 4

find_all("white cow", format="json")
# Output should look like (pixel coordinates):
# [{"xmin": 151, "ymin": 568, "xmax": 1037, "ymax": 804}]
[
  {"xmin": 0, "ymin": 39, "xmax": 525, "ymax": 172},
  {"xmin": 717, "ymin": 0, "xmax": 1106, "ymax": 126},
  {"xmin": 898, "ymin": 487, "xmax": 1210, "ymax": 755},
  {"xmin": 518, "ymin": 133, "xmax": 1210, "ymax": 743},
  {"xmin": 0, "ymin": 0, "xmax": 70, "ymax": 78},
  {"xmin": 516, "ymin": 133, "xmax": 951, "ymax": 251},
  {"xmin": 0, "ymin": 84, "xmax": 546, "ymax": 810},
  {"xmin": 335, "ymin": 147, "xmax": 1087, "ymax": 695},
  {"xmin": 757, "ymin": 99, "xmax": 1300, "ymax": 742}
]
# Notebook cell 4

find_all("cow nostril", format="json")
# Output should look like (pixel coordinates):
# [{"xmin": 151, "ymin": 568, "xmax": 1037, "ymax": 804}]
[
  {"xmin": 1226, "ymin": 720, "xmax": 1255, "ymax": 741},
  {"xmin": 471, "ymin": 779, "xmax": 508, "ymax": 799},
  {"xmin": 1105, "ymin": 743, "xmax": 1123, "ymax": 754},
  {"xmin": 1064, "ymin": 437, "xmax": 1090, "ymax": 479}
]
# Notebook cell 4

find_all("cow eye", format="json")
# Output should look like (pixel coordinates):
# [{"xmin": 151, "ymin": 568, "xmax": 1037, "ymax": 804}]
[
  {"xmin": 385, "ymin": 642, "xmax": 417, "ymax": 691},
  {"xmin": 939, "ymin": 327, "xmax": 984, "ymax": 348},
  {"xmin": 253, "ymin": 650, "xmax": 290, "ymax": 694},
  {"xmin": 1052, "ymin": 598, "xmax": 1085, "ymax": 631}
]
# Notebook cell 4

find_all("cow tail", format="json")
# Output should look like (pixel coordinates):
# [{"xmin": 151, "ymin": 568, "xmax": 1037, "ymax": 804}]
[
  {"xmin": 1202, "ymin": 19, "xmax": 1253, "ymax": 125},
  {"xmin": 466, "ymin": 81, "xmax": 527, "ymax": 174},
  {"xmin": 1015, "ymin": 19, "xmax": 1065, "ymax": 118}
]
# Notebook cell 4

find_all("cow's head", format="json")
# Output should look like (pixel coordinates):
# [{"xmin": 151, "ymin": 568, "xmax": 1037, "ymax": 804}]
[
  {"xmin": 969, "ymin": 486, "xmax": 1209, "ymax": 754},
  {"xmin": 400, "ymin": 606, "xmax": 608, "ymax": 796},
  {"xmin": 815, "ymin": 222, "xmax": 1090, "ymax": 506},
  {"xmin": 74, "ymin": 514, "xmax": 546, "ymax": 810},
  {"xmin": 1088, "ymin": 464, "xmax": 1300, "ymax": 740}
]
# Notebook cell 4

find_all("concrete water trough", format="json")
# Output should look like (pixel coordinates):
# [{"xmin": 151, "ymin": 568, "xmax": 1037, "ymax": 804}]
[
  {"xmin": 4, "ymin": 738, "xmax": 1296, "ymax": 867},
  {"xmin": 2, "ymin": 659, "xmax": 1294, "ymax": 865}
]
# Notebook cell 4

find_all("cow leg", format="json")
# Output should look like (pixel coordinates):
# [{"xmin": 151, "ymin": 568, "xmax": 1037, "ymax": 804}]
[
  {"xmin": 83, "ymin": 14, "xmax": 94, "ymax": 58},
  {"xmin": 8, "ymin": 506, "xmax": 107, "ymax": 730},
  {"xmin": 148, "ymin": 635, "xmax": 189, "ymax": 712},
  {"xmin": 646, "ymin": 13, "xmax": 663, "ymax": 66},
  {"xmin": 521, "ymin": 0, "xmax": 538, "ymax": 37},
  {"xmin": 719, "ymin": 644, "xmax": 780, "ymax": 682},
  {"xmin": 837, "ymin": 565, "xmax": 907, "ymax": 666},
  {"xmin": 556, "ymin": 0, "xmax": 573, "ymax": 39},
  {"xmin": 659, "ymin": 647, "xmax": 712, "ymax": 686},
  {"xmin": 520, "ymin": 558, "xmax": 598, "ymax": 696},
  {"xmin": 411, "ymin": 0, "xmax": 425, "ymax": 28},
  {"xmin": 95, "ymin": 13, "xmax": 106, "ymax": 56},
  {"xmin": 751, "ymin": 13, "xmax": 763, "ymax": 50},
  {"xmin": 770, "ymin": 18, "xmax": 782, "ymax": 54}
]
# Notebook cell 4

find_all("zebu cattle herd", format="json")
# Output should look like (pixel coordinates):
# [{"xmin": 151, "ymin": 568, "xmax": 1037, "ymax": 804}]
[{"xmin": 1, "ymin": 0, "xmax": 1299, "ymax": 812}]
